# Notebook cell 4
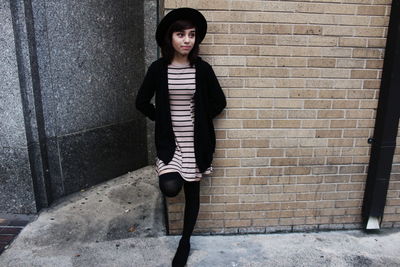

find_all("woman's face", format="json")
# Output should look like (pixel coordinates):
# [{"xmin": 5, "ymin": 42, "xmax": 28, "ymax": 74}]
[{"xmin": 171, "ymin": 28, "xmax": 196, "ymax": 58}]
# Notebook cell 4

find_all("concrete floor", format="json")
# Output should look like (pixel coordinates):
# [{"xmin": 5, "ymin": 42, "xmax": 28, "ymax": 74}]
[
  {"xmin": 0, "ymin": 213, "xmax": 34, "ymax": 254},
  {"xmin": 0, "ymin": 166, "xmax": 399, "ymax": 267}
]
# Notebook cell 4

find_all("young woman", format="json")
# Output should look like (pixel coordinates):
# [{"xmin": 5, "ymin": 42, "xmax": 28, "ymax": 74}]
[{"xmin": 136, "ymin": 8, "xmax": 226, "ymax": 266}]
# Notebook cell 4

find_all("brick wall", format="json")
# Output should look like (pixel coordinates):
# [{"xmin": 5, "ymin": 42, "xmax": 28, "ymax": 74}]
[{"xmin": 163, "ymin": 0, "xmax": 400, "ymax": 234}]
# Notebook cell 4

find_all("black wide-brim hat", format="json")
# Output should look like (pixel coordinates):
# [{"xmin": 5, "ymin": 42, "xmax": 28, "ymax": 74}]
[{"xmin": 156, "ymin": 8, "xmax": 207, "ymax": 47}]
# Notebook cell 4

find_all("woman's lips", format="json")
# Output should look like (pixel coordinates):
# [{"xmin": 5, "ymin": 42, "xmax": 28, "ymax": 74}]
[{"xmin": 182, "ymin": 46, "xmax": 192, "ymax": 50}]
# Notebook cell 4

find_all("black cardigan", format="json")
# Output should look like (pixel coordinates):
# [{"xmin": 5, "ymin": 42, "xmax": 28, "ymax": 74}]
[{"xmin": 135, "ymin": 57, "xmax": 226, "ymax": 173}]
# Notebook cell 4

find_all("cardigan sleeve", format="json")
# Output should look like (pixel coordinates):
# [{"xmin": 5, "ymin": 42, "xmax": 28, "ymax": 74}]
[
  {"xmin": 135, "ymin": 62, "xmax": 156, "ymax": 121},
  {"xmin": 206, "ymin": 63, "xmax": 227, "ymax": 119}
]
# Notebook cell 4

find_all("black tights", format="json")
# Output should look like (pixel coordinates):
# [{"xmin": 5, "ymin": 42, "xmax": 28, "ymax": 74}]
[{"xmin": 158, "ymin": 172, "xmax": 200, "ymax": 241}]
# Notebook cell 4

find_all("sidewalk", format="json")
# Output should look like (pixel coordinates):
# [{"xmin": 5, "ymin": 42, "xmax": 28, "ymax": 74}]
[
  {"xmin": 0, "ymin": 166, "xmax": 399, "ymax": 266},
  {"xmin": 0, "ymin": 214, "xmax": 34, "ymax": 254}
]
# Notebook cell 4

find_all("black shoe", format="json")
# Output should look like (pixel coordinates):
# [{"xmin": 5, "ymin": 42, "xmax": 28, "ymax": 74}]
[{"xmin": 172, "ymin": 239, "xmax": 190, "ymax": 267}]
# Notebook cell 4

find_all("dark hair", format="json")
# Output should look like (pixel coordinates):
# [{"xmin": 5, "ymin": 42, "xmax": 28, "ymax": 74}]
[{"xmin": 161, "ymin": 20, "xmax": 199, "ymax": 66}]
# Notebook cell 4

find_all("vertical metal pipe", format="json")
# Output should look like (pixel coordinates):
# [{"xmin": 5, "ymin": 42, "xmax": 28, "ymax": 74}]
[{"xmin": 362, "ymin": 0, "xmax": 400, "ymax": 228}]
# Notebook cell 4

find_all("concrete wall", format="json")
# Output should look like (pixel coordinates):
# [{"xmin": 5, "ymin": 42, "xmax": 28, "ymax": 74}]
[
  {"xmin": 164, "ymin": 0, "xmax": 400, "ymax": 234},
  {"xmin": 0, "ymin": 0, "xmax": 156, "ymax": 213},
  {"xmin": 0, "ymin": 0, "xmax": 37, "ymax": 213},
  {"xmin": 144, "ymin": 0, "xmax": 159, "ymax": 164},
  {"xmin": 35, "ymin": 0, "xmax": 148, "ymax": 198}
]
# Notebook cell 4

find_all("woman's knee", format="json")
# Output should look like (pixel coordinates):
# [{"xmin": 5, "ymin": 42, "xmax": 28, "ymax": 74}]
[{"xmin": 159, "ymin": 172, "xmax": 183, "ymax": 197}]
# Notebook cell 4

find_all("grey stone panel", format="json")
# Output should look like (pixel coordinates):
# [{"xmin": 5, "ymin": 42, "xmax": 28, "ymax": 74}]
[
  {"xmin": 31, "ymin": 0, "xmax": 58, "ymax": 139},
  {"xmin": 58, "ymin": 119, "xmax": 147, "ymax": 195},
  {"xmin": 42, "ymin": 0, "xmax": 145, "ymax": 136},
  {"xmin": 0, "ymin": 147, "xmax": 36, "ymax": 213},
  {"xmin": 45, "ymin": 137, "xmax": 65, "ymax": 200},
  {"xmin": 144, "ymin": 0, "xmax": 159, "ymax": 68},
  {"xmin": 0, "ymin": 0, "xmax": 27, "ymax": 148},
  {"xmin": 29, "ymin": 0, "xmax": 149, "ymax": 201},
  {"xmin": 144, "ymin": 0, "xmax": 158, "ymax": 164},
  {"xmin": 30, "ymin": 0, "xmax": 68, "ymax": 205},
  {"xmin": 10, "ymin": 0, "xmax": 51, "ymax": 210},
  {"xmin": 1, "ymin": 0, "xmax": 151, "ymax": 213},
  {"xmin": 0, "ymin": 0, "xmax": 38, "ymax": 213},
  {"xmin": 27, "ymin": 141, "xmax": 48, "ymax": 207}
]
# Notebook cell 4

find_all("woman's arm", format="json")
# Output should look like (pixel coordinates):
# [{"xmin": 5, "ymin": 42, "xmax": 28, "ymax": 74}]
[{"xmin": 135, "ymin": 63, "xmax": 156, "ymax": 121}]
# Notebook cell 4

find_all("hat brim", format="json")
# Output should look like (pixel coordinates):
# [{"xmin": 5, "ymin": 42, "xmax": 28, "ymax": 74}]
[{"xmin": 156, "ymin": 8, "xmax": 207, "ymax": 47}]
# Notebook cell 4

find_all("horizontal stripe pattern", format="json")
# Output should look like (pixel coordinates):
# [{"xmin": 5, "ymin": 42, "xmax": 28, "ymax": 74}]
[{"xmin": 156, "ymin": 63, "xmax": 212, "ymax": 181}]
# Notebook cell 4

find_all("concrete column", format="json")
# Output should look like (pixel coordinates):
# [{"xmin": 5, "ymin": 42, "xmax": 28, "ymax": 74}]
[
  {"xmin": 0, "ymin": 0, "xmax": 155, "ymax": 213},
  {"xmin": 0, "ymin": 0, "xmax": 37, "ymax": 213},
  {"xmin": 144, "ymin": 0, "xmax": 159, "ymax": 164}
]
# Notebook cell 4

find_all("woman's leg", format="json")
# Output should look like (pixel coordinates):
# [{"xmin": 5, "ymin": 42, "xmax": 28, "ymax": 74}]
[
  {"xmin": 172, "ymin": 180, "xmax": 200, "ymax": 267},
  {"xmin": 158, "ymin": 172, "xmax": 184, "ymax": 197},
  {"xmin": 181, "ymin": 180, "xmax": 200, "ymax": 241}
]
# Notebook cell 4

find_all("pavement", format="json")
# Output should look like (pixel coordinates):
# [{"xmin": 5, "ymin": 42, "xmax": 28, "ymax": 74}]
[
  {"xmin": 0, "ymin": 166, "xmax": 399, "ymax": 267},
  {"xmin": 0, "ymin": 214, "xmax": 34, "ymax": 254}
]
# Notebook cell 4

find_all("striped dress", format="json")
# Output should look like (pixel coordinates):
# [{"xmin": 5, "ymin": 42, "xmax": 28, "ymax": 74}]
[{"xmin": 156, "ymin": 62, "xmax": 212, "ymax": 181}]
